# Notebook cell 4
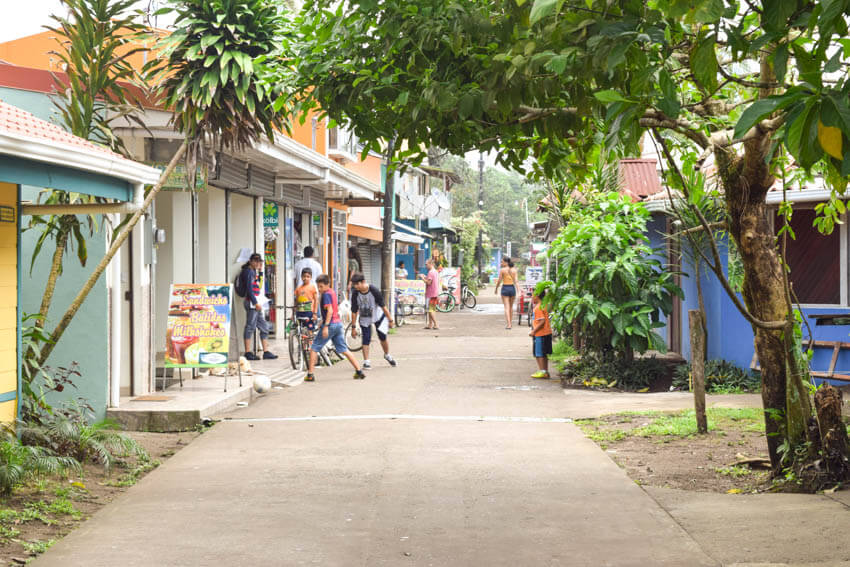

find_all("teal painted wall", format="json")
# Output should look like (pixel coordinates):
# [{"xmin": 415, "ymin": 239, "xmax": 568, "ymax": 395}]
[{"xmin": 9, "ymin": 88, "xmax": 109, "ymax": 420}]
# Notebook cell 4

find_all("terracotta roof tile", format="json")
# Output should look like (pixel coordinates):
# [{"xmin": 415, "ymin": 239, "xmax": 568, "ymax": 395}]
[
  {"xmin": 0, "ymin": 99, "xmax": 124, "ymax": 159},
  {"xmin": 619, "ymin": 158, "xmax": 664, "ymax": 201}
]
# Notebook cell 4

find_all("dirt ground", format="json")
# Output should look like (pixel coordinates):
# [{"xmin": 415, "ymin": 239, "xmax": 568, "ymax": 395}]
[
  {"xmin": 0, "ymin": 430, "xmax": 199, "ymax": 565},
  {"xmin": 577, "ymin": 412, "xmax": 774, "ymax": 493}
]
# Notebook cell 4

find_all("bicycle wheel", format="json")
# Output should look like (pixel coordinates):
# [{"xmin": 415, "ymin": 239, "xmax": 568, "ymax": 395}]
[
  {"xmin": 319, "ymin": 346, "xmax": 333, "ymax": 367},
  {"xmin": 288, "ymin": 330, "xmax": 303, "ymax": 370},
  {"xmin": 345, "ymin": 322, "xmax": 363, "ymax": 351},
  {"xmin": 436, "ymin": 292, "xmax": 456, "ymax": 312},
  {"xmin": 395, "ymin": 304, "xmax": 405, "ymax": 326},
  {"xmin": 463, "ymin": 290, "xmax": 477, "ymax": 309}
]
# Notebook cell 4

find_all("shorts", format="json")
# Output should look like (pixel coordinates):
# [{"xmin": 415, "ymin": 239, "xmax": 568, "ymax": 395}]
[
  {"xmin": 244, "ymin": 301, "xmax": 270, "ymax": 340},
  {"xmin": 501, "ymin": 284, "xmax": 516, "ymax": 297},
  {"xmin": 311, "ymin": 322, "xmax": 348, "ymax": 354},
  {"xmin": 360, "ymin": 320, "xmax": 387, "ymax": 345},
  {"xmin": 427, "ymin": 297, "xmax": 438, "ymax": 312},
  {"xmin": 533, "ymin": 334, "xmax": 553, "ymax": 358}
]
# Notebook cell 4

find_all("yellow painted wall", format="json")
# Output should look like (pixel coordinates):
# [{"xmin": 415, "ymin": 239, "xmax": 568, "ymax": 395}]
[{"xmin": 0, "ymin": 182, "xmax": 17, "ymax": 422}]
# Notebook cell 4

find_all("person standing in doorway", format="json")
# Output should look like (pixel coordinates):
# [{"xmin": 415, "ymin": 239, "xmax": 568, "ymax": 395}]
[
  {"xmin": 420, "ymin": 258, "xmax": 440, "ymax": 330},
  {"xmin": 239, "ymin": 253, "xmax": 277, "ymax": 360},
  {"xmin": 293, "ymin": 246, "xmax": 323, "ymax": 291},
  {"xmin": 529, "ymin": 289, "xmax": 552, "ymax": 379},
  {"xmin": 494, "ymin": 256, "xmax": 518, "ymax": 329},
  {"xmin": 305, "ymin": 274, "xmax": 365, "ymax": 382},
  {"xmin": 347, "ymin": 246, "xmax": 363, "ymax": 294},
  {"xmin": 350, "ymin": 273, "xmax": 397, "ymax": 369},
  {"xmin": 395, "ymin": 261, "xmax": 408, "ymax": 280}
]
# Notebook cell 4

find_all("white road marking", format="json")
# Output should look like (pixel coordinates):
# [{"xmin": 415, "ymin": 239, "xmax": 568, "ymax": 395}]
[
  {"xmin": 394, "ymin": 356, "xmax": 527, "ymax": 361},
  {"xmin": 223, "ymin": 414, "xmax": 573, "ymax": 423}
]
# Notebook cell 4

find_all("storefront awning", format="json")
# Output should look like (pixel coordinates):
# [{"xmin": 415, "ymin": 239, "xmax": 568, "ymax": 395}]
[
  {"xmin": 392, "ymin": 220, "xmax": 432, "ymax": 240},
  {"xmin": 426, "ymin": 218, "xmax": 455, "ymax": 233},
  {"xmin": 392, "ymin": 231, "xmax": 424, "ymax": 245},
  {"xmin": 349, "ymin": 223, "xmax": 383, "ymax": 242}
]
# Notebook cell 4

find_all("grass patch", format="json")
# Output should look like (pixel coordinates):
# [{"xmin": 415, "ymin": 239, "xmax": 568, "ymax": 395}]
[
  {"xmin": 715, "ymin": 465, "xmax": 752, "ymax": 478},
  {"xmin": 549, "ymin": 340, "xmax": 579, "ymax": 373},
  {"xmin": 579, "ymin": 408, "xmax": 765, "ymax": 445},
  {"xmin": 104, "ymin": 459, "xmax": 160, "ymax": 488},
  {"xmin": 21, "ymin": 538, "xmax": 55, "ymax": 555}
]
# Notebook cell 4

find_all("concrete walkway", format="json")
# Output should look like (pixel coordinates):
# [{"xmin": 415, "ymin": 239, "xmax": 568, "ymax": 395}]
[{"xmin": 31, "ymin": 297, "xmax": 843, "ymax": 566}]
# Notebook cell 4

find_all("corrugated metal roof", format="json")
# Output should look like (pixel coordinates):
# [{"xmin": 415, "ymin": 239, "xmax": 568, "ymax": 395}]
[{"xmin": 619, "ymin": 158, "xmax": 664, "ymax": 201}]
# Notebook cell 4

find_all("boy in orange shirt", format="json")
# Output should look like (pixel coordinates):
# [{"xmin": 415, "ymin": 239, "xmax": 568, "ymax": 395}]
[
  {"xmin": 529, "ymin": 290, "xmax": 553, "ymax": 379},
  {"xmin": 294, "ymin": 268, "xmax": 318, "ymax": 330}
]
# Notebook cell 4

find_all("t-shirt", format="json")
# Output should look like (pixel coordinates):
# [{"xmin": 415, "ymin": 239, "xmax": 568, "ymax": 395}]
[
  {"xmin": 395, "ymin": 267, "xmax": 408, "ymax": 279},
  {"xmin": 294, "ymin": 283, "xmax": 318, "ymax": 315},
  {"xmin": 425, "ymin": 268, "xmax": 440, "ymax": 298},
  {"xmin": 320, "ymin": 289, "xmax": 341, "ymax": 325},
  {"xmin": 533, "ymin": 305, "xmax": 552, "ymax": 337},
  {"xmin": 352, "ymin": 284, "xmax": 385, "ymax": 327}
]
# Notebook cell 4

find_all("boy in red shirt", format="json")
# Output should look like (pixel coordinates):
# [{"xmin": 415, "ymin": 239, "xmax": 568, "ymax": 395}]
[
  {"xmin": 529, "ymin": 290, "xmax": 553, "ymax": 379},
  {"xmin": 305, "ymin": 274, "xmax": 365, "ymax": 382}
]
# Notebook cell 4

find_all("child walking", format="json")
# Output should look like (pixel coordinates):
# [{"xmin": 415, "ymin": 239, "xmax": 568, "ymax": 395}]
[
  {"xmin": 305, "ymin": 274, "xmax": 366, "ymax": 382},
  {"xmin": 529, "ymin": 290, "xmax": 553, "ymax": 379}
]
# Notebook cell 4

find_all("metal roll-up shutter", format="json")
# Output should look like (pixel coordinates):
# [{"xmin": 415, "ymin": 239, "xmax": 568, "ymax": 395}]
[
  {"xmin": 251, "ymin": 167, "xmax": 275, "ymax": 197},
  {"xmin": 357, "ymin": 243, "xmax": 371, "ymax": 280},
  {"xmin": 208, "ymin": 154, "xmax": 248, "ymax": 190},
  {"xmin": 311, "ymin": 187, "xmax": 325, "ymax": 209},
  {"xmin": 279, "ymin": 184, "xmax": 302, "ymax": 204},
  {"xmin": 370, "ymin": 246, "xmax": 381, "ymax": 286}
]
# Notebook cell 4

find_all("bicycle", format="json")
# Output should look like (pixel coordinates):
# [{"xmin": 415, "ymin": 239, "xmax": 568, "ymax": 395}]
[
  {"xmin": 287, "ymin": 307, "xmax": 336, "ymax": 371},
  {"xmin": 394, "ymin": 288, "xmax": 416, "ymax": 326},
  {"xmin": 459, "ymin": 281, "xmax": 477, "ymax": 310},
  {"xmin": 435, "ymin": 286, "xmax": 457, "ymax": 312}
]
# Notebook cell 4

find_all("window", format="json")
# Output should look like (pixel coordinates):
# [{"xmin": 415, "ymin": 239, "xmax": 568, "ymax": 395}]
[{"xmin": 780, "ymin": 208, "xmax": 842, "ymax": 305}]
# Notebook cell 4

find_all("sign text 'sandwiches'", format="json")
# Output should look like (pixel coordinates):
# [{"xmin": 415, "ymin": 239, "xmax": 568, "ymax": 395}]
[{"xmin": 165, "ymin": 284, "xmax": 232, "ymax": 368}]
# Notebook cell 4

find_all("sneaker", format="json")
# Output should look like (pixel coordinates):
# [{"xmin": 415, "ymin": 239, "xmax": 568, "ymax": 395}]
[
  {"xmin": 244, "ymin": 352, "xmax": 260, "ymax": 361},
  {"xmin": 362, "ymin": 360, "xmax": 372, "ymax": 369},
  {"xmin": 262, "ymin": 351, "xmax": 278, "ymax": 360},
  {"xmin": 384, "ymin": 354, "xmax": 397, "ymax": 367},
  {"xmin": 353, "ymin": 370, "xmax": 366, "ymax": 380},
  {"xmin": 304, "ymin": 373, "xmax": 315, "ymax": 382},
  {"xmin": 531, "ymin": 370, "xmax": 550, "ymax": 379}
]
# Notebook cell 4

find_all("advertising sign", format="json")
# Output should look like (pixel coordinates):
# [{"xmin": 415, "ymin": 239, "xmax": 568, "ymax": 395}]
[
  {"xmin": 525, "ymin": 266, "xmax": 544, "ymax": 286},
  {"xmin": 395, "ymin": 279, "xmax": 426, "ymax": 307},
  {"xmin": 440, "ymin": 267, "xmax": 462, "ymax": 302},
  {"xmin": 152, "ymin": 163, "xmax": 207, "ymax": 191},
  {"xmin": 165, "ymin": 284, "xmax": 232, "ymax": 368},
  {"xmin": 263, "ymin": 202, "xmax": 279, "ymax": 228}
]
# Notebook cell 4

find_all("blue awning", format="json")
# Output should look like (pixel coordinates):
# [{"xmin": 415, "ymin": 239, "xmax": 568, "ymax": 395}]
[{"xmin": 426, "ymin": 218, "xmax": 455, "ymax": 233}]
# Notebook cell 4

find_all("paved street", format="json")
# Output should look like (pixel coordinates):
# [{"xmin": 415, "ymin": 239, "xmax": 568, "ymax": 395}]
[{"xmin": 34, "ymin": 298, "xmax": 721, "ymax": 566}]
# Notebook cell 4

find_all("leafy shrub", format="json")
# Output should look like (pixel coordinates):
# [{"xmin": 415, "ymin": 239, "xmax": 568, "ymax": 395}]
[
  {"xmin": 549, "ymin": 339, "xmax": 579, "ymax": 372},
  {"xmin": 672, "ymin": 359, "xmax": 760, "ymax": 393},
  {"xmin": 0, "ymin": 433, "xmax": 80, "ymax": 497},
  {"xmin": 541, "ymin": 192, "xmax": 682, "ymax": 360},
  {"xmin": 20, "ymin": 404, "xmax": 148, "ymax": 473},
  {"xmin": 563, "ymin": 355, "xmax": 668, "ymax": 391}
]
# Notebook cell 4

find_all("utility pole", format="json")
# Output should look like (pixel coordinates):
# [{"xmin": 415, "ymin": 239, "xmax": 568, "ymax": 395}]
[{"xmin": 476, "ymin": 152, "xmax": 484, "ymax": 279}]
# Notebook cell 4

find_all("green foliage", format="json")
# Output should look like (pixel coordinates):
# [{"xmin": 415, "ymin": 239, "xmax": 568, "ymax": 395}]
[
  {"xmin": 20, "ymin": 413, "xmax": 148, "ymax": 473},
  {"xmin": 451, "ymin": 212, "xmax": 488, "ymax": 291},
  {"xmin": 154, "ymin": 0, "xmax": 287, "ymax": 155},
  {"xmin": 563, "ymin": 355, "xmax": 669, "ymax": 392},
  {"xmin": 545, "ymin": 192, "xmax": 682, "ymax": 359},
  {"xmin": 672, "ymin": 359, "xmax": 761, "ymax": 394},
  {"xmin": 0, "ymin": 435, "xmax": 80, "ymax": 497},
  {"xmin": 549, "ymin": 339, "xmax": 579, "ymax": 373}
]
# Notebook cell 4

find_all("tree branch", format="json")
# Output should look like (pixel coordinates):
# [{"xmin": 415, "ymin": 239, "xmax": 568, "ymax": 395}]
[
  {"xmin": 718, "ymin": 64, "xmax": 780, "ymax": 89},
  {"xmin": 639, "ymin": 116, "xmax": 710, "ymax": 149}
]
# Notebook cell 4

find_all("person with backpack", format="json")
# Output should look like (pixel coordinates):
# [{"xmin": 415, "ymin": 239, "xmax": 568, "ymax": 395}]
[
  {"xmin": 349, "ymin": 272, "xmax": 396, "ymax": 369},
  {"xmin": 236, "ymin": 253, "xmax": 277, "ymax": 360}
]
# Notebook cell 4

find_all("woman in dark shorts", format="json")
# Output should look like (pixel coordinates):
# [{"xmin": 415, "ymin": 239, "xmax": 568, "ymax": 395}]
[{"xmin": 494, "ymin": 257, "xmax": 518, "ymax": 329}]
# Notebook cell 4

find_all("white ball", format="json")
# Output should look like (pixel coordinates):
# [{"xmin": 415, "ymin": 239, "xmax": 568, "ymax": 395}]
[{"xmin": 253, "ymin": 375, "xmax": 272, "ymax": 394}]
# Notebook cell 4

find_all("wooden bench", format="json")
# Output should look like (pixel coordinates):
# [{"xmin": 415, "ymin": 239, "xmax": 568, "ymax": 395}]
[{"xmin": 750, "ymin": 340, "xmax": 850, "ymax": 382}]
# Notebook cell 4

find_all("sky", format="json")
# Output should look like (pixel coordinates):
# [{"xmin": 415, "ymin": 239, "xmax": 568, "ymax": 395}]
[{"xmin": 0, "ymin": 1, "xmax": 174, "ymax": 42}]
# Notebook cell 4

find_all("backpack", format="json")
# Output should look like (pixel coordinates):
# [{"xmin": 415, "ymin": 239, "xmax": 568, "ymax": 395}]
[{"xmin": 234, "ymin": 267, "xmax": 249, "ymax": 297}]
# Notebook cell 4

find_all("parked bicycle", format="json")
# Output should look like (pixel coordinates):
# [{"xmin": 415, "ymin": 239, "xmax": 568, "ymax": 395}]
[
  {"xmin": 286, "ymin": 307, "xmax": 335, "ymax": 371},
  {"xmin": 459, "ymin": 281, "xmax": 477, "ymax": 309},
  {"xmin": 394, "ymin": 288, "xmax": 416, "ymax": 326},
  {"xmin": 435, "ymin": 276, "xmax": 476, "ymax": 312}
]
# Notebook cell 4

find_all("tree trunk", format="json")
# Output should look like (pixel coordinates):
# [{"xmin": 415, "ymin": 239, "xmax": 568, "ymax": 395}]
[
  {"xmin": 380, "ymin": 137, "xmax": 397, "ymax": 303},
  {"xmin": 37, "ymin": 224, "xmax": 70, "ymax": 326},
  {"xmin": 37, "ymin": 140, "xmax": 188, "ymax": 367},
  {"xmin": 814, "ymin": 385, "xmax": 850, "ymax": 481},
  {"xmin": 717, "ymin": 136, "xmax": 813, "ymax": 471},
  {"xmin": 689, "ymin": 309, "xmax": 708, "ymax": 434}
]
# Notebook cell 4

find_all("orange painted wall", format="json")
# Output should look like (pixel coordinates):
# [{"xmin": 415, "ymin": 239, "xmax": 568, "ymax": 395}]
[{"xmin": 343, "ymin": 154, "xmax": 382, "ymax": 186}]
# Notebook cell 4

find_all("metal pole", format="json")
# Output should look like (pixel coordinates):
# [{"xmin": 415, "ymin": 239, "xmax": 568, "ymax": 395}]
[{"xmin": 477, "ymin": 152, "xmax": 484, "ymax": 279}]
